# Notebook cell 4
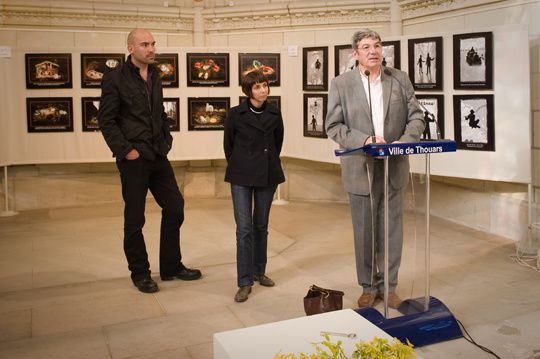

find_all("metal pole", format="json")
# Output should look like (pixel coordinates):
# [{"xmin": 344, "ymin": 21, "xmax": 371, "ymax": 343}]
[
  {"xmin": 424, "ymin": 154, "xmax": 431, "ymax": 311},
  {"xmin": 1, "ymin": 166, "xmax": 18, "ymax": 217},
  {"xmin": 383, "ymin": 157, "xmax": 389, "ymax": 318}
]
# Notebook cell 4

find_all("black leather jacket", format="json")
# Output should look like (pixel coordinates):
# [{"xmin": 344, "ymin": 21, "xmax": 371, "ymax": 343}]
[{"xmin": 98, "ymin": 55, "xmax": 172, "ymax": 160}]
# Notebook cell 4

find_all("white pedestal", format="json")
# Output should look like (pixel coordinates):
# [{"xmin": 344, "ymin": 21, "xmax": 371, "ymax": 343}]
[{"xmin": 213, "ymin": 309, "xmax": 393, "ymax": 359}]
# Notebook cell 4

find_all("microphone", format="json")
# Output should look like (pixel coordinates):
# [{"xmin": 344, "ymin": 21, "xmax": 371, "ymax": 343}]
[
  {"xmin": 364, "ymin": 69, "xmax": 375, "ymax": 144},
  {"xmin": 383, "ymin": 68, "xmax": 442, "ymax": 140}
]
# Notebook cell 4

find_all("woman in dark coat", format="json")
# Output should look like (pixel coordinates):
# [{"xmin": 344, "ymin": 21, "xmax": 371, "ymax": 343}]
[{"xmin": 223, "ymin": 70, "xmax": 285, "ymax": 302}]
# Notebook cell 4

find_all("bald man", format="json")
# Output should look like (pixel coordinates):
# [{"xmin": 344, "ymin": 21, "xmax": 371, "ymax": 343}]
[{"xmin": 98, "ymin": 29, "xmax": 202, "ymax": 293}]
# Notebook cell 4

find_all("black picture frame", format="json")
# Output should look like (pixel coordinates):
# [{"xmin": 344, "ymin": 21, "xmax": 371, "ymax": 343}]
[
  {"xmin": 453, "ymin": 32, "xmax": 493, "ymax": 90},
  {"xmin": 303, "ymin": 93, "xmax": 328, "ymax": 138},
  {"xmin": 26, "ymin": 97, "xmax": 73, "ymax": 132},
  {"xmin": 382, "ymin": 40, "xmax": 401, "ymax": 70},
  {"xmin": 416, "ymin": 95, "xmax": 445, "ymax": 140},
  {"xmin": 163, "ymin": 97, "xmax": 180, "ymax": 131},
  {"xmin": 155, "ymin": 53, "xmax": 179, "ymax": 88},
  {"xmin": 80, "ymin": 53, "xmax": 124, "ymax": 88},
  {"xmin": 187, "ymin": 53, "xmax": 229, "ymax": 87},
  {"xmin": 187, "ymin": 97, "xmax": 229, "ymax": 130},
  {"xmin": 303, "ymin": 46, "xmax": 328, "ymax": 91},
  {"xmin": 238, "ymin": 53, "xmax": 280, "ymax": 86},
  {"xmin": 408, "ymin": 37, "xmax": 442, "ymax": 91},
  {"xmin": 81, "ymin": 97, "xmax": 101, "ymax": 132},
  {"xmin": 334, "ymin": 44, "xmax": 357, "ymax": 77},
  {"xmin": 239, "ymin": 96, "xmax": 281, "ymax": 111},
  {"xmin": 453, "ymin": 94, "xmax": 494, "ymax": 151},
  {"xmin": 25, "ymin": 53, "xmax": 72, "ymax": 89}
]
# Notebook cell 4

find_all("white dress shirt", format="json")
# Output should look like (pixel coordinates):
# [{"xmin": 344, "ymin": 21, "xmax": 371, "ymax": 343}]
[{"xmin": 360, "ymin": 70, "xmax": 384, "ymax": 138}]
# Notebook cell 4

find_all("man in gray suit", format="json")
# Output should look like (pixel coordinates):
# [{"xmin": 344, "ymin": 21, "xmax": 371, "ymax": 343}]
[{"xmin": 326, "ymin": 29, "xmax": 425, "ymax": 309}]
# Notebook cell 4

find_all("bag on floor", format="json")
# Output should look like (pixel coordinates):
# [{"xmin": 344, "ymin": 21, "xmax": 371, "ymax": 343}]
[{"xmin": 303, "ymin": 284, "xmax": 344, "ymax": 316}]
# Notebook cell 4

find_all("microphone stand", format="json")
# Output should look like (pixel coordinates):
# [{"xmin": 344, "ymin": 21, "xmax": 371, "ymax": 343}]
[{"xmin": 364, "ymin": 69, "xmax": 375, "ymax": 144}]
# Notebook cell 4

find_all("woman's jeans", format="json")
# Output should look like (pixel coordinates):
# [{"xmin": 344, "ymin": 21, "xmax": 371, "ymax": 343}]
[{"xmin": 231, "ymin": 184, "xmax": 277, "ymax": 287}]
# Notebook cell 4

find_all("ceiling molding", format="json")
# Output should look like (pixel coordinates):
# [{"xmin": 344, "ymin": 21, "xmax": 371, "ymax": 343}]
[
  {"xmin": 0, "ymin": 3, "xmax": 194, "ymax": 31},
  {"xmin": 396, "ymin": 0, "xmax": 506, "ymax": 19},
  {"xmin": 203, "ymin": 4, "xmax": 390, "ymax": 32}
]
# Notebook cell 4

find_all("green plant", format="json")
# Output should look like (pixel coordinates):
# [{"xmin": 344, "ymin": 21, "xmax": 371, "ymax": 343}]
[{"xmin": 274, "ymin": 335, "xmax": 415, "ymax": 359}]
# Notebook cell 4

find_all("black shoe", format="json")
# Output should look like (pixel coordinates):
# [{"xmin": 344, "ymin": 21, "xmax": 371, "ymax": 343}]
[
  {"xmin": 133, "ymin": 277, "xmax": 159, "ymax": 293},
  {"xmin": 161, "ymin": 266, "xmax": 202, "ymax": 281},
  {"xmin": 254, "ymin": 274, "xmax": 275, "ymax": 287}
]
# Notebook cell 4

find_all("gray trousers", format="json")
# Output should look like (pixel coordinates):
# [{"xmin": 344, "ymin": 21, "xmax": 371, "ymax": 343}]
[{"xmin": 348, "ymin": 161, "xmax": 404, "ymax": 295}]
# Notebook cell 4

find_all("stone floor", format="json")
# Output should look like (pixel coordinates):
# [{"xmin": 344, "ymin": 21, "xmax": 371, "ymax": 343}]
[{"xmin": 0, "ymin": 198, "xmax": 539, "ymax": 358}]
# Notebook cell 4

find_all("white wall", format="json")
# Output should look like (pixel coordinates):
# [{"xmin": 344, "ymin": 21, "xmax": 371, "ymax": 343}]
[{"xmin": 0, "ymin": 24, "xmax": 531, "ymax": 186}]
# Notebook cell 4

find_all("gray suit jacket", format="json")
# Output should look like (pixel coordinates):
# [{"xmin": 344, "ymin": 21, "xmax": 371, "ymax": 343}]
[{"xmin": 325, "ymin": 67, "xmax": 425, "ymax": 195}]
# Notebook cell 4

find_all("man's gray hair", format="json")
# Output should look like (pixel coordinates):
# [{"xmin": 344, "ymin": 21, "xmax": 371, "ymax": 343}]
[{"xmin": 351, "ymin": 29, "xmax": 382, "ymax": 49}]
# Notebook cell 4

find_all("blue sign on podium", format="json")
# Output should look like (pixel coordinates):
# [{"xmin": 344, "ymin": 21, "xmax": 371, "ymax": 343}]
[{"xmin": 335, "ymin": 139, "xmax": 457, "ymax": 157}]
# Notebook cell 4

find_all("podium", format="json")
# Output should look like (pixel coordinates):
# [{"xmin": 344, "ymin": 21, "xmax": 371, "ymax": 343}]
[{"xmin": 335, "ymin": 140, "xmax": 463, "ymax": 347}]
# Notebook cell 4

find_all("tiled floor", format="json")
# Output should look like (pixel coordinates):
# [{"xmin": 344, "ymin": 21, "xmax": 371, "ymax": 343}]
[{"xmin": 0, "ymin": 198, "xmax": 539, "ymax": 358}]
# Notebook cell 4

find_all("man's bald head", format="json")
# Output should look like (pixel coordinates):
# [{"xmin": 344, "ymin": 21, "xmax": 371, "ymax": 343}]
[
  {"xmin": 127, "ymin": 28, "xmax": 152, "ymax": 46},
  {"xmin": 126, "ymin": 28, "xmax": 156, "ymax": 69}
]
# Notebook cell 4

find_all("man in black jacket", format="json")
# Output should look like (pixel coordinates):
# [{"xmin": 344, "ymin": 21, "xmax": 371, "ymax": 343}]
[{"xmin": 98, "ymin": 28, "xmax": 201, "ymax": 293}]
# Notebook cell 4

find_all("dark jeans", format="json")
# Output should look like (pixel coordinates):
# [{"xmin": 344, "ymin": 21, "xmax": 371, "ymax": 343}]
[
  {"xmin": 116, "ymin": 155, "xmax": 184, "ymax": 281},
  {"xmin": 231, "ymin": 184, "xmax": 277, "ymax": 287}
]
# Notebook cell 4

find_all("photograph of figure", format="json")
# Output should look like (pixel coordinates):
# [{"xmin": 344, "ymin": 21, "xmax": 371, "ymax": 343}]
[
  {"xmin": 303, "ymin": 94, "xmax": 327, "ymax": 138},
  {"xmin": 334, "ymin": 45, "xmax": 357, "ymax": 76},
  {"xmin": 416, "ymin": 95, "xmax": 444, "ymax": 140},
  {"xmin": 408, "ymin": 37, "xmax": 442, "ymax": 90},
  {"xmin": 308, "ymin": 51, "xmax": 323, "ymax": 85},
  {"xmin": 453, "ymin": 32, "xmax": 493, "ymax": 89},
  {"xmin": 303, "ymin": 47, "xmax": 328, "ymax": 91},
  {"xmin": 453, "ymin": 95, "xmax": 494, "ymax": 151},
  {"xmin": 414, "ymin": 44, "xmax": 436, "ymax": 83},
  {"xmin": 382, "ymin": 41, "xmax": 400, "ymax": 69}
]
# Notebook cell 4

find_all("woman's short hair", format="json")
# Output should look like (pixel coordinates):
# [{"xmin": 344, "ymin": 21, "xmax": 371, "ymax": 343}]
[{"xmin": 241, "ymin": 70, "xmax": 270, "ymax": 97}]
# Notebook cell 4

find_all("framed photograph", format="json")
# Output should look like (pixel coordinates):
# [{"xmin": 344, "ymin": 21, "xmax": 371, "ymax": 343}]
[
  {"xmin": 303, "ymin": 93, "xmax": 327, "ymax": 138},
  {"xmin": 25, "ymin": 53, "xmax": 72, "ymax": 89},
  {"xmin": 453, "ymin": 94, "xmax": 494, "ymax": 151},
  {"xmin": 382, "ymin": 40, "xmax": 401, "ymax": 70},
  {"xmin": 239, "ymin": 96, "xmax": 281, "ymax": 111},
  {"xmin": 416, "ymin": 95, "xmax": 444, "ymax": 140},
  {"xmin": 26, "ymin": 97, "xmax": 73, "ymax": 132},
  {"xmin": 187, "ymin": 97, "xmax": 229, "ymax": 130},
  {"xmin": 303, "ymin": 47, "xmax": 328, "ymax": 91},
  {"xmin": 163, "ymin": 97, "xmax": 180, "ymax": 131},
  {"xmin": 81, "ymin": 97, "xmax": 101, "ymax": 132},
  {"xmin": 187, "ymin": 53, "xmax": 229, "ymax": 87},
  {"xmin": 453, "ymin": 32, "xmax": 493, "ymax": 90},
  {"xmin": 155, "ymin": 53, "xmax": 179, "ymax": 88},
  {"xmin": 238, "ymin": 53, "xmax": 280, "ymax": 86},
  {"xmin": 334, "ymin": 45, "xmax": 357, "ymax": 77},
  {"xmin": 408, "ymin": 37, "xmax": 442, "ymax": 90},
  {"xmin": 80, "ymin": 53, "xmax": 124, "ymax": 88}
]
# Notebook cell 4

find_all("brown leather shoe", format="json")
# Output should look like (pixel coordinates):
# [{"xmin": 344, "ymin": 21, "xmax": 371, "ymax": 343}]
[
  {"xmin": 254, "ymin": 274, "xmax": 275, "ymax": 287},
  {"xmin": 234, "ymin": 286, "xmax": 252, "ymax": 302},
  {"xmin": 379, "ymin": 292, "xmax": 402, "ymax": 309},
  {"xmin": 357, "ymin": 293, "xmax": 375, "ymax": 308}
]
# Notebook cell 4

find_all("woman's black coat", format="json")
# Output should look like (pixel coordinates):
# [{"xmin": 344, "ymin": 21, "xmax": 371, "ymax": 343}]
[{"xmin": 223, "ymin": 101, "xmax": 285, "ymax": 187}]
